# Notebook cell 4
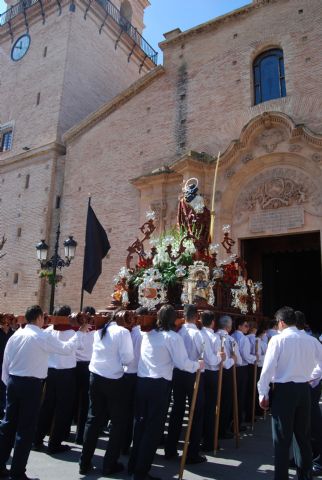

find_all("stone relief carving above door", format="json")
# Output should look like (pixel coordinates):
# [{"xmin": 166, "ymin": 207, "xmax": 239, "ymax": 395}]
[{"xmin": 234, "ymin": 167, "xmax": 322, "ymax": 223}]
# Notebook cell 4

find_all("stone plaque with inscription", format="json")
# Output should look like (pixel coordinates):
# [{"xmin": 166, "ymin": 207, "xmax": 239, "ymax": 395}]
[{"xmin": 250, "ymin": 206, "xmax": 304, "ymax": 233}]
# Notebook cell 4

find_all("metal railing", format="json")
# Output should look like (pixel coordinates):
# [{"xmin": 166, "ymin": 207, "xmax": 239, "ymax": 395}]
[
  {"xmin": 0, "ymin": 0, "xmax": 158, "ymax": 65},
  {"xmin": 96, "ymin": 0, "xmax": 158, "ymax": 64},
  {"xmin": 0, "ymin": 0, "xmax": 39, "ymax": 26}
]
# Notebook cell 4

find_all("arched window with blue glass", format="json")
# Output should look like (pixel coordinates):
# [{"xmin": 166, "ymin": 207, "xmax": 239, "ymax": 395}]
[{"xmin": 253, "ymin": 49, "xmax": 286, "ymax": 105}]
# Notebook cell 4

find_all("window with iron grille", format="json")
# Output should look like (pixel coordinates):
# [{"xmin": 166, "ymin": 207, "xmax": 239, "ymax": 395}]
[
  {"xmin": 0, "ymin": 129, "xmax": 13, "ymax": 152},
  {"xmin": 253, "ymin": 49, "xmax": 286, "ymax": 105}
]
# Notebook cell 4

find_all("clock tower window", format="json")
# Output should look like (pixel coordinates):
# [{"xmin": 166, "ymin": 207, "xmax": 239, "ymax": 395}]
[{"xmin": 0, "ymin": 129, "xmax": 13, "ymax": 152}]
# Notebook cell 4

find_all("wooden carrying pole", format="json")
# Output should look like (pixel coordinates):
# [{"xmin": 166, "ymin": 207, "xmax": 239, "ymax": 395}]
[
  {"xmin": 251, "ymin": 338, "xmax": 259, "ymax": 431},
  {"xmin": 232, "ymin": 341, "xmax": 240, "ymax": 448},
  {"xmin": 209, "ymin": 151, "xmax": 220, "ymax": 242},
  {"xmin": 179, "ymin": 345, "xmax": 204, "ymax": 480},
  {"xmin": 214, "ymin": 336, "xmax": 225, "ymax": 453}
]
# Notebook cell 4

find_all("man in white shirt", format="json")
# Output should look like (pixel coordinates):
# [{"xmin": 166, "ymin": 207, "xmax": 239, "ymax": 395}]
[
  {"xmin": 258, "ymin": 306, "xmax": 322, "ymax": 480},
  {"xmin": 232, "ymin": 318, "xmax": 256, "ymax": 429},
  {"xmin": 79, "ymin": 313, "xmax": 134, "ymax": 476},
  {"xmin": 216, "ymin": 315, "xmax": 242, "ymax": 439},
  {"xmin": 129, "ymin": 304, "xmax": 201, "ymax": 480},
  {"xmin": 200, "ymin": 311, "xmax": 225, "ymax": 451},
  {"xmin": 34, "ymin": 305, "xmax": 78, "ymax": 454},
  {"xmin": 165, "ymin": 304, "xmax": 218, "ymax": 464},
  {"xmin": 0, "ymin": 305, "xmax": 84, "ymax": 480},
  {"xmin": 74, "ymin": 306, "xmax": 96, "ymax": 445},
  {"xmin": 123, "ymin": 307, "xmax": 145, "ymax": 456}
]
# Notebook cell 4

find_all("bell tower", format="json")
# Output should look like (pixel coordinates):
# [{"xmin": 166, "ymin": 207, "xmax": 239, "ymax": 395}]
[{"xmin": 0, "ymin": 0, "xmax": 157, "ymax": 312}]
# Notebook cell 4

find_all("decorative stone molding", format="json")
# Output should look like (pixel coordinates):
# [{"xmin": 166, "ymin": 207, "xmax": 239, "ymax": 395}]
[
  {"xmin": 150, "ymin": 201, "xmax": 167, "ymax": 223},
  {"xmin": 288, "ymin": 144, "xmax": 302, "ymax": 153},
  {"xmin": 234, "ymin": 167, "xmax": 322, "ymax": 223},
  {"xmin": 219, "ymin": 112, "xmax": 322, "ymax": 167},
  {"xmin": 312, "ymin": 153, "xmax": 322, "ymax": 163},
  {"xmin": 255, "ymin": 127, "xmax": 286, "ymax": 153},
  {"xmin": 241, "ymin": 153, "xmax": 253, "ymax": 164}
]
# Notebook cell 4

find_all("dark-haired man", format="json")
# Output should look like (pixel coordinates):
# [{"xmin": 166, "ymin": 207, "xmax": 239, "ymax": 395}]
[
  {"xmin": 0, "ymin": 305, "xmax": 85, "ymax": 480},
  {"xmin": 232, "ymin": 318, "xmax": 256, "ymax": 429},
  {"xmin": 199, "ymin": 311, "xmax": 225, "ymax": 451},
  {"xmin": 258, "ymin": 306, "xmax": 322, "ymax": 480},
  {"xmin": 34, "ymin": 305, "xmax": 79, "ymax": 453},
  {"xmin": 165, "ymin": 304, "xmax": 219, "ymax": 464},
  {"xmin": 0, "ymin": 320, "xmax": 14, "ymax": 419}
]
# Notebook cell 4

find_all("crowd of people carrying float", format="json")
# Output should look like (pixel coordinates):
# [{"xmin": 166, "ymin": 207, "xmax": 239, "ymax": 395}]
[{"xmin": 0, "ymin": 177, "xmax": 321, "ymax": 480}]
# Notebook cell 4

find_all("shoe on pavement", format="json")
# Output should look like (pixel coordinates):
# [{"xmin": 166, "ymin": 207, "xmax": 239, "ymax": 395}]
[
  {"xmin": 185, "ymin": 455, "xmax": 207, "ymax": 465},
  {"xmin": 164, "ymin": 451, "xmax": 179, "ymax": 460},
  {"xmin": 312, "ymin": 464, "xmax": 322, "ymax": 477},
  {"xmin": 79, "ymin": 464, "xmax": 92, "ymax": 475},
  {"xmin": 102, "ymin": 462, "xmax": 124, "ymax": 476},
  {"xmin": 32, "ymin": 443, "xmax": 44, "ymax": 452},
  {"xmin": 47, "ymin": 444, "xmax": 71, "ymax": 454},
  {"xmin": 9, "ymin": 475, "xmax": 39, "ymax": 480}
]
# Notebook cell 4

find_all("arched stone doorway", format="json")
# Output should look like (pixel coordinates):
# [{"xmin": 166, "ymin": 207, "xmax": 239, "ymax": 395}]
[{"xmin": 216, "ymin": 112, "xmax": 322, "ymax": 330}]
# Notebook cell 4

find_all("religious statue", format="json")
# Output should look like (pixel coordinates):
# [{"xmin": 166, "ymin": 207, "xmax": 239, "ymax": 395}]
[
  {"xmin": 177, "ymin": 178, "xmax": 211, "ymax": 250},
  {"xmin": 181, "ymin": 261, "xmax": 215, "ymax": 306}
]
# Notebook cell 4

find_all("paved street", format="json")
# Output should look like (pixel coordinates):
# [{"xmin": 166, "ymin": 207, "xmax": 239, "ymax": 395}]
[{"xmin": 23, "ymin": 415, "xmax": 298, "ymax": 480}]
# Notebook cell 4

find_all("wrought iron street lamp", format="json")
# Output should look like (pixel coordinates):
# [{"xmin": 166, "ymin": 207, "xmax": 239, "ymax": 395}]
[{"xmin": 36, "ymin": 224, "xmax": 77, "ymax": 314}]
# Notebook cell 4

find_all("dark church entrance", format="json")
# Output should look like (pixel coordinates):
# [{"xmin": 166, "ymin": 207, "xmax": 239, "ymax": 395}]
[{"xmin": 241, "ymin": 232, "xmax": 322, "ymax": 332}]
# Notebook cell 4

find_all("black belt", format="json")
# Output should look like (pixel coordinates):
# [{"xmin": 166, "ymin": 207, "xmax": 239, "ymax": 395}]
[{"xmin": 10, "ymin": 374, "xmax": 43, "ymax": 382}]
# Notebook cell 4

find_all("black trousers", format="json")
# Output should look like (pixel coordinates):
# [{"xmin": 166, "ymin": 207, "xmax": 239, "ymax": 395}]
[
  {"xmin": 0, "ymin": 375, "xmax": 43, "ymax": 478},
  {"xmin": 202, "ymin": 369, "xmax": 218, "ymax": 449},
  {"xmin": 219, "ymin": 367, "xmax": 233, "ymax": 437},
  {"xmin": 80, "ymin": 373, "xmax": 128, "ymax": 471},
  {"xmin": 123, "ymin": 373, "xmax": 137, "ymax": 453},
  {"xmin": 0, "ymin": 376, "xmax": 6, "ymax": 418},
  {"xmin": 236, "ymin": 365, "xmax": 248, "ymax": 425},
  {"xmin": 165, "ymin": 369, "xmax": 204, "ymax": 459},
  {"xmin": 245, "ymin": 365, "xmax": 263, "ymax": 421},
  {"xmin": 129, "ymin": 377, "xmax": 171, "ymax": 480},
  {"xmin": 34, "ymin": 367, "xmax": 76, "ymax": 448},
  {"xmin": 75, "ymin": 361, "xmax": 90, "ymax": 444},
  {"xmin": 310, "ymin": 382, "xmax": 322, "ymax": 465},
  {"xmin": 272, "ymin": 382, "xmax": 312, "ymax": 480}
]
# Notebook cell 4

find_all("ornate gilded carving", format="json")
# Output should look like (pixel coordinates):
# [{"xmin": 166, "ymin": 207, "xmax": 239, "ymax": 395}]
[{"xmin": 255, "ymin": 128, "xmax": 286, "ymax": 153}]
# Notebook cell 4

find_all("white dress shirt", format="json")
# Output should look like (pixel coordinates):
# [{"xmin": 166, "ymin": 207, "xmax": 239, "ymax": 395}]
[
  {"xmin": 232, "ymin": 330, "xmax": 256, "ymax": 366},
  {"xmin": 47, "ymin": 326, "xmax": 77, "ymax": 369},
  {"xmin": 217, "ymin": 329, "xmax": 242, "ymax": 369},
  {"xmin": 138, "ymin": 329, "xmax": 199, "ymax": 381},
  {"xmin": 258, "ymin": 326, "xmax": 322, "ymax": 400},
  {"xmin": 200, "ymin": 328, "xmax": 222, "ymax": 371},
  {"xmin": 1, "ymin": 324, "xmax": 82, "ymax": 385},
  {"xmin": 89, "ymin": 322, "xmax": 134, "ymax": 380},
  {"xmin": 76, "ymin": 330, "xmax": 95, "ymax": 362},
  {"xmin": 248, "ymin": 334, "xmax": 267, "ymax": 367},
  {"xmin": 124, "ymin": 325, "xmax": 143, "ymax": 374}
]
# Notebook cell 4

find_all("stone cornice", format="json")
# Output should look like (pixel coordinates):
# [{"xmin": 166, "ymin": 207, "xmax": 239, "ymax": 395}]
[
  {"xmin": 0, "ymin": 142, "xmax": 65, "ymax": 172},
  {"xmin": 159, "ymin": 0, "xmax": 281, "ymax": 49},
  {"xmin": 170, "ymin": 150, "xmax": 214, "ymax": 173},
  {"xmin": 220, "ymin": 111, "xmax": 322, "ymax": 167},
  {"xmin": 63, "ymin": 65, "xmax": 165, "ymax": 144}
]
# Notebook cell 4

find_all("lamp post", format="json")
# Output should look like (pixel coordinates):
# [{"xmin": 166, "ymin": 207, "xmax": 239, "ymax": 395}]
[{"xmin": 36, "ymin": 224, "xmax": 77, "ymax": 314}]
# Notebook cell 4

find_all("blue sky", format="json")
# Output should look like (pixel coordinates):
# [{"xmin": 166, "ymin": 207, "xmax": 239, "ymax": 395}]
[{"xmin": 0, "ymin": 0, "xmax": 250, "ymax": 58}]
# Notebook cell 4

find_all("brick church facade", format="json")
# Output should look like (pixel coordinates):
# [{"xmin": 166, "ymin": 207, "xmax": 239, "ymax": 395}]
[{"xmin": 1, "ymin": 0, "xmax": 322, "ymax": 325}]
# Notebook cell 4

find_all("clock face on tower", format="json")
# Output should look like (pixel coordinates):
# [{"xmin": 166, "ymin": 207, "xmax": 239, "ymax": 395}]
[{"xmin": 11, "ymin": 34, "xmax": 31, "ymax": 61}]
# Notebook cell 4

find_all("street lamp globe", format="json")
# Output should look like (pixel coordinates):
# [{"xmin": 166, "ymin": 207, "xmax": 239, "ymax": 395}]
[
  {"xmin": 36, "ymin": 239, "xmax": 49, "ymax": 262},
  {"xmin": 63, "ymin": 235, "xmax": 77, "ymax": 260}
]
